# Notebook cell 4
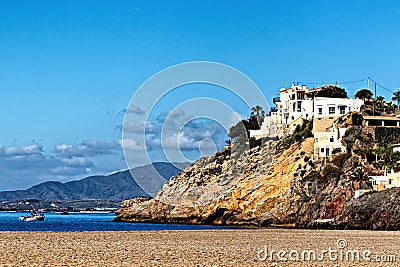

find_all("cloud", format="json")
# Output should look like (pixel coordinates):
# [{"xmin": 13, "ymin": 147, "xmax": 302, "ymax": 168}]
[
  {"xmin": 126, "ymin": 104, "xmax": 145, "ymax": 115},
  {"xmin": 60, "ymin": 157, "xmax": 94, "ymax": 168},
  {"xmin": 156, "ymin": 109, "xmax": 193, "ymax": 124},
  {"xmin": 1, "ymin": 144, "xmax": 43, "ymax": 157},
  {"xmin": 0, "ymin": 140, "xmax": 126, "ymax": 191},
  {"xmin": 118, "ymin": 121, "xmax": 158, "ymax": 134},
  {"xmin": 107, "ymin": 105, "xmax": 145, "ymax": 118},
  {"xmin": 54, "ymin": 139, "xmax": 121, "ymax": 157},
  {"xmin": 120, "ymin": 139, "xmax": 146, "ymax": 151}
]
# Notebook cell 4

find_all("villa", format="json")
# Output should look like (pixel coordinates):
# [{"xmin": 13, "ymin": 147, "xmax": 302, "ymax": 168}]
[{"xmin": 250, "ymin": 84, "xmax": 364, "ymax": 158}]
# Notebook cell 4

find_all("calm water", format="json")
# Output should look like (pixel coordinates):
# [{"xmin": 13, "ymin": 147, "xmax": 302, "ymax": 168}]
[{"xmin": 0, "ymin": 212, "xmax": 236, "ymax": 232}]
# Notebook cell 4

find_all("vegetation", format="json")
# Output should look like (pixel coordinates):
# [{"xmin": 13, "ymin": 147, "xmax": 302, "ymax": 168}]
[
  {"xmin": 393, "ymin": 90, "xmax": 400, "ymax": 107},
  {"xmin": 355, "ymin": 89, "xmax": 373, "ymax": 100},
  {"xmin": 375, "ymin": 127, "xmax": 400, "ymax": 146},
  {"xmin": 316, "ymin": 85, "xmax": 347, "ymax": 98},
  {"xmin": 250, "ymin": 105, "xmax": 265, "ymax": 128},
  {"xmin": 351, "ymin": 113, "xmax": 363, "ymax": 126},
  {"xmin": 350, "ymin": 166, "xmax": 372, "ymax": 188},
  {"xmin": 278, "ymin": 119, "xmax": 313, "ymax": 149}
]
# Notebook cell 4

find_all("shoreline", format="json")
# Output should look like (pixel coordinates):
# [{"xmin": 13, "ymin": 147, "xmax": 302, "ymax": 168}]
[{"xmin": 1, "ymin": 229, "xmax": 399, "ymax": 266}]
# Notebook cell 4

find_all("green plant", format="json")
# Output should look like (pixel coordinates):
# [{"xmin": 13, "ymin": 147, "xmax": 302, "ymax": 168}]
[
  {"xmin": 355, "ymin": 89, "xmax": 373, "ymax": 100},
  {"xmin": 375, "ymin": 127, "xmax": 400, "ymax": 146},
  {"xmin": 351, "ymin": 113, "xmax": 363, "ymax": 126},
  {"xmin": 316, "ymin": 85, "xmax": 347, "ymax": 98}
]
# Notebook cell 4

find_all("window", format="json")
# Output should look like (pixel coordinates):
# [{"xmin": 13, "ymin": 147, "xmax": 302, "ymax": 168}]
[
  {"xmin": 330, "ymin": 137, "xmax": 334, "ymax": 142},
  {"xmin": 293, "ymin": 103, "xmax": 296, "ymax": 112},
  {"xmin": 320, "ymin": 148, "xmax": 325, "ymax": 153},
  {"xmin": 318, "ymin": 107, "xmax": 322, "ymax": 115},
  {"xmin": 339, "ymin": 106, "xmax": 346, "ymax": 115},
  {"xmin": 329, "ymin": 107, "xmax": 335, "ymax": 114}
]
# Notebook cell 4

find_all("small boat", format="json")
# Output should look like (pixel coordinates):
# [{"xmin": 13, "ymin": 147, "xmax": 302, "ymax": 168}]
[{"xmin": 19, "ymin": 212, "xmax": 45, "ymax": 221}]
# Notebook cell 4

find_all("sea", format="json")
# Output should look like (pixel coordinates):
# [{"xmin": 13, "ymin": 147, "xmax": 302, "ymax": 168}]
[{"xmin": 0, "ymin": 211, "xmax": 236, "ymax": 232}]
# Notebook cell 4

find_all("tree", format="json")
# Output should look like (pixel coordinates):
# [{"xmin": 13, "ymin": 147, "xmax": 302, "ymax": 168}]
[
  {"xmin": 355, "ymin": 89, "xmax": 373, "ymax": 100},
  {"xmin": 228, "ymin": 120, "xmax": 248, "ymax": 144},
  {"xmin": 316, "ymin": 85, "xmax": 347, "ymax": 98},
  {"xmin": 350, "ymin": 166, "xmax": 372, "ymax": 189},
  {"xmin": 250, "ymin": 105, "xmax": 265, "ymax": 128},
  {"xmin": 393, "ymin": 90, "xmax": 400, "ymax": 108}
]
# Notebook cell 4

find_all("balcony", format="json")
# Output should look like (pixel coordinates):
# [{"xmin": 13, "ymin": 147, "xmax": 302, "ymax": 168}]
[{"xmin": 273, "ymin": 97, "xmax": 281, "ymax": 104}]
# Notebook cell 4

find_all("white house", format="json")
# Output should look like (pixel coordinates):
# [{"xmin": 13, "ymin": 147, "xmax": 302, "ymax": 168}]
[{"xmin": 250, "ymin": 84, "xmax": 364, "ymax": 145}]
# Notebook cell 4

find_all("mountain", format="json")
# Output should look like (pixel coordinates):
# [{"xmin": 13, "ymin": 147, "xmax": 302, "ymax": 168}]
[{"xmin": 0, "ymin": 162, "xmax": 188, "ymax": 201}]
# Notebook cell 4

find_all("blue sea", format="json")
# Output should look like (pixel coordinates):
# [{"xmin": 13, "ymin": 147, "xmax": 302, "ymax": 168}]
[{"xmin": 0, "ymin": 211, "xmax": 236, "ymax": 232}]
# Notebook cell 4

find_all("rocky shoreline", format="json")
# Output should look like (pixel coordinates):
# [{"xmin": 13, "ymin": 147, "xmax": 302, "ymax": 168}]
[{"xmin": 116, "ymin": 123, "xmax": 400, "ymax": 230}]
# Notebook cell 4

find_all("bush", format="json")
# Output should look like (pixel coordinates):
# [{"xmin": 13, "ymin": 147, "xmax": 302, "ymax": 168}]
[
  {"xmin": 331, "ymin": 152, "xmax": 351, "ymax": 168},
  {"xmin": 375, "ymin": 127, "xmax": 400, "ymax": 146},
  {"xmin": 322, "ymin": 164, "xmax": 343, "ymax": 178},
  {"xmin": 351, "ymin": 113, "xmax": 363, "ymax": 126},
  {"xmin": 304, "ymin": 156, "xmax": 310, "ymax": 162},
  {"xmin": 249, "ymin": 137, "xmax": 261, "ymax": 148}
]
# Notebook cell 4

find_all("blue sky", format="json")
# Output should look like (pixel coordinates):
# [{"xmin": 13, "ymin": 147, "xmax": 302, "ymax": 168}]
[{"xmin": 1, "ymin": 0, "xmax": 400, "ymax": 190}]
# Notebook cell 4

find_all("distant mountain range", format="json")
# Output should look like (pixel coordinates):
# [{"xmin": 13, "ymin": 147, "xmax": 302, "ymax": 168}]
[{"xmin": 0, "ymin": 162, "xmax": 188, "ymax": 201}]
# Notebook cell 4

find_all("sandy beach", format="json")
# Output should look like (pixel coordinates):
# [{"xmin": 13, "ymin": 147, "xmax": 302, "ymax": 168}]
[{"xmin": 0, "ymin": 229, "xmax": 399, "ymax": 266}]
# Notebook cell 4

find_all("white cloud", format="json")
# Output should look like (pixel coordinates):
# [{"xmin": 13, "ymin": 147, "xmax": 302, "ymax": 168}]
[
  {"xmin": 2, "ymin": 144, "xmax": 43, "ymax": 157},
  {"xmin": 60, "ymin": 157, "xmax": 94, "ymax": 167},
  {"xmin": 120, "ymin": 139, "xmax": 146, "ymax": 151},
  {"xmin": 54, "ymin": 139, "xmax": 121, "ymax": 157},
  {"xmin": 126, "ymin": 104, "xmax": 145, "ymax": 115},
  {"xmin": 121, "ymin": 121, "xmax": 158, "ymax": 134}
]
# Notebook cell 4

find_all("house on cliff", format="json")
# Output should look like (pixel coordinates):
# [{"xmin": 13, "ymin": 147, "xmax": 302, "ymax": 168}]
[{"xmin": 250, "ymin": 84, "xmax": 364, "ymax": 158}]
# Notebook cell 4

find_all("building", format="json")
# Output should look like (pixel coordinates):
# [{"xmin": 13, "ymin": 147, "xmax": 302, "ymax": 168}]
[
  {"xmin": 250, "ymin": 84, "xmax": 364, "ymax": 158},
  {"xmin": 313, "ymin": 117, "xmax": 348, "ymax": 158},
  {"xmin": 370, "ymin": 169, "xmax": 400, "ymax": 191}
]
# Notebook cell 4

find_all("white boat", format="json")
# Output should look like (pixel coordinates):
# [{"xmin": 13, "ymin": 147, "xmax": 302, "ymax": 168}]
[{"xmin": 19, "ymin": 213, "xmax": 45, "ymax": 221}]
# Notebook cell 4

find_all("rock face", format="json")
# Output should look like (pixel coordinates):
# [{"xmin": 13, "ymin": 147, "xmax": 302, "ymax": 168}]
[
  {"xmin": 116, "ymin": 136, "xmax": 400, "ymax": 230},
  {"xmin": 333, "ymin": 188, "xmax": 400, "ymax": 230}
]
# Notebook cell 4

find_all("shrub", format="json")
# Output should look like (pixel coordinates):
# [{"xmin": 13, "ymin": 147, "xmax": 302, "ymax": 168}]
[{"xmin": 351, "ymin": 113, "xmax": 363, "ymax": 126}]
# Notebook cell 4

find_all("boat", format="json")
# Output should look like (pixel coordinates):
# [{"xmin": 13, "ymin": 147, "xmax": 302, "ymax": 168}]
[
  {"xmin": 19, "ymin": 212, "xmax": 45, "ymax": 221},
  {"xmin": 60, "ymin": 211, "xmax": 69, "ymax": 215}
]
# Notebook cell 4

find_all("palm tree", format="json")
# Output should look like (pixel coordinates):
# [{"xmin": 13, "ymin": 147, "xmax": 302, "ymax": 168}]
[
  {"xmin": 393, "ymin": 90, "xmax": 400, "ymax": 108},
  {"xmin": 250, "ymin": 105, "xmax": 265, "ymax": 127},
  {"xmin": 350, "ymin": 166, "xmax": 372, "ymax": 188},
  {"xmin": 386, "ymin": 102, "xmax": 395, "ymax": 112}
]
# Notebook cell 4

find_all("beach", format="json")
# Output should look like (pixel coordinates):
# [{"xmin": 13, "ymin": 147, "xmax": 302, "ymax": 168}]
[{"xmin": 1, "ymin": 229, "xmax": 399, "ymax": 266}]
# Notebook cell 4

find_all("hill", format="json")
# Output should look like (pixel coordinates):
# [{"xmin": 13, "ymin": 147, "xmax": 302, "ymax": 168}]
[{"xmin": 0, "ymin": 162, "xmax": 188, "ymax": 201}]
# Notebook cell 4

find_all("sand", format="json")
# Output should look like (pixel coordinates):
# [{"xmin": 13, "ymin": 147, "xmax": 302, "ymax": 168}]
[{"xmin": 1, "ymin": 229, "xmax": 399, "ymax": 266}]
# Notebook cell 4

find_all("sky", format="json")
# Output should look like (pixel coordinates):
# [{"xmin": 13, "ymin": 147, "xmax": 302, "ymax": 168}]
[{"xmin": 1, "ymin": 0, "xmax": 400, "ymax": 190}]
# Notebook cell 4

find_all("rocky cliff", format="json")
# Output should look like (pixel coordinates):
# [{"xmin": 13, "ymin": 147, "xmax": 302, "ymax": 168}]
[{"xmin": 116, "ymin": 126, "xmax": 400, "ymax": 230}]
